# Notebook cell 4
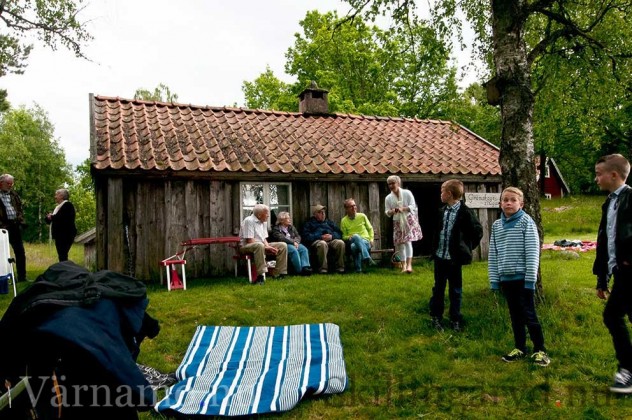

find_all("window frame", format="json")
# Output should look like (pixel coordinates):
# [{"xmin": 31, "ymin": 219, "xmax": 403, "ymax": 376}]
[{"xmin": 239, "ymin": 181, "xmax": 293, "ymax": 225}]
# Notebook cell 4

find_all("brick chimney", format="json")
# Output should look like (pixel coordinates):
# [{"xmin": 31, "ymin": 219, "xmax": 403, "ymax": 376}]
[{"xmin": 298, "ymin": 81, "xmax": 329, "ymax": 114}]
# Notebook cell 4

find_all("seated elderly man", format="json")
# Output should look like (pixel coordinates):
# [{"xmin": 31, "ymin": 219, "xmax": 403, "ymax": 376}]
[
  {"xmin": 302, "ymin": 204, "xmax": 345, "ymax": 274},
  {"xmin": 239, "ymin": 204, "xmax": 288, "ymax": 285},
  {"xmin": 341, "ymin": 198, "xmax": 377, "ymax": 273}
]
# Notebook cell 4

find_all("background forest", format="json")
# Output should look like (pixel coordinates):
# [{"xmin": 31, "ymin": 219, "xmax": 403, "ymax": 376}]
[
  {"xmin": 2, "ymin": 1, "xmax": 632, "ymax": 243},
  {"xmin": 241, "ymin": 7, "xmax": 632, "ymax": 195}
]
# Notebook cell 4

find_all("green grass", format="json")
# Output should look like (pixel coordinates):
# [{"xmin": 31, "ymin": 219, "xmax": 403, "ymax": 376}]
[
  {"xmin": 2, "ymin": 198, "xmax": 630, "ymax": 418},
  {"xmin": 142, "ymin": 256, "xmax": 632, "ymax": 418},
  {"xmin": 541, "ymin": 195, "xmax": 604, "ymax": 242}
]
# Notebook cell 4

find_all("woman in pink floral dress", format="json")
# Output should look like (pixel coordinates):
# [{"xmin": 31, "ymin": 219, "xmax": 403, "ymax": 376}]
[{"xmin": 385, "ymin": 175, "xmax": 423, "ymax": 273}]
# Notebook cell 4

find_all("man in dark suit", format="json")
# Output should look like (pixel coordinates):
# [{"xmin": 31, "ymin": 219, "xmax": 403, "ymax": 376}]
[{"xmin": 45, "ymin": 188, "xmax": 77, "ymax": 262}]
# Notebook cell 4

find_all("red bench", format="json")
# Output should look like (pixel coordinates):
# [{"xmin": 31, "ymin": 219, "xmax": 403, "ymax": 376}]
[{"xmin": 160, "ymin": 237, "xmax": 241, "ymax": 290}]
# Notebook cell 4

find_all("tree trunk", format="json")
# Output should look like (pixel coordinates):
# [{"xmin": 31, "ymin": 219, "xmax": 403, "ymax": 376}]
[{"xmin": 491, "ymin": 0, "xmax": 544, "ymax": 293}]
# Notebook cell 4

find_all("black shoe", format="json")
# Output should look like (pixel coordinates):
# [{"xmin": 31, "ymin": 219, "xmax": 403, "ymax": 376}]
[
  {"xmin": 611, "ymin": 368, "xmax": 632, "ymax": 393},
  {"xmin": 431, "ymin": 317, "xmax": 444, "ymax": 332},
  {"xmin": 450, "ymin": 321, "xmax": 462, "ymax": 332},
  {"xmin": 301, "ymin": 267, "xmax": 312, "ymax": 276},
  {"xmin": 252, "ymin": 274, "xmax": 265, "ymax": 285}
]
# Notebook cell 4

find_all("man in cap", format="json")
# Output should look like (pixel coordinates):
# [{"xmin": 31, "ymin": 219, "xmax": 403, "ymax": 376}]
[{"xmin": 302, "ymin": 204, "xmax": 346, "ymax": 273}]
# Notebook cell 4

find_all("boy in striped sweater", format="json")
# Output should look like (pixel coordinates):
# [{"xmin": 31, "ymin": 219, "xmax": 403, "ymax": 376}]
[{"xmin": 489, "ymin": 187, "xmax": 550, "ymax": 367}]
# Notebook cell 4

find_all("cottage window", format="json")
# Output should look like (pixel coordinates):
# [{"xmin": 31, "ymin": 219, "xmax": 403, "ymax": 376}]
[{"xmin": 240, "ymin": 182, "xmax": 292, "ymax": 224}]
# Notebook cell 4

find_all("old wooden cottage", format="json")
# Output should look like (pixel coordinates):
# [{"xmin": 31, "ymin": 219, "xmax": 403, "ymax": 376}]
[{"xmin": 90, "ymin": 86, "xmax": 502, "ymax": 281}]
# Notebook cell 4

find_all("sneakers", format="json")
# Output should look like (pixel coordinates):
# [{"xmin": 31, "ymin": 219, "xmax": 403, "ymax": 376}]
[
  {"xmin": 363, "ymin": 257, "xmax": 377, "ymax": 266},
  {"xmin": 501, "ymin": 349, "xmax": 551, "ymax": 366},
  {"xmin": 531, "ymin": 351, "xmax": 551, "ymax": 367},
  {"xmin": 431, "ymin": 317, "xmax": 444, "ymax": 332},
  {"xmin": 610, "ymin": 368, "xmax": 632, "ymax": 394},
  {"xmin": 502, "ymin": 348, "xmax": 526, "ymax": 362}
]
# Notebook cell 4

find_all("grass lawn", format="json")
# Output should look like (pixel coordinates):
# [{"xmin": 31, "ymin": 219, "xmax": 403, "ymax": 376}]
[
  {"xmin": 3, "ymin": 196, "xmax": 631, "ymax": 418},
  {"xmin": 541, "ymin": 194, "xmax": 604, "ymax": 242}
]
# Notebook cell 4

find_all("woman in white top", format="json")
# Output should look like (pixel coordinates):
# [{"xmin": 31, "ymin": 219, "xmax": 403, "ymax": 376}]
[{"xmin": 385, "ymin": 175, "xmax": 423, "ymax": 273}]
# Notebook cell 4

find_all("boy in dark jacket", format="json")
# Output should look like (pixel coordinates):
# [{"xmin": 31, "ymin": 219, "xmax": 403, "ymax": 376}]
[
  {"xmin": 430, "ymin": 179, "xmax": 483, "ymax": 332},
  {"xmin": 594, "ymin": 153, "xmax": 632, "ymax": 393}
]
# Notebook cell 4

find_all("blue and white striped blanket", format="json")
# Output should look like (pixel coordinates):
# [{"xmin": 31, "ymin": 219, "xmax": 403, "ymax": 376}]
[{"xmin": 155, "ymin": 323, "xmax": 348, "ymax": 416}]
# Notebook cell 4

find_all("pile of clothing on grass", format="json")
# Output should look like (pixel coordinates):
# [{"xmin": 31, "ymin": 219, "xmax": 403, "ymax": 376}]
[{"xmin": 541, "ymin": 239, "xmax": 597, "ymax": 252}]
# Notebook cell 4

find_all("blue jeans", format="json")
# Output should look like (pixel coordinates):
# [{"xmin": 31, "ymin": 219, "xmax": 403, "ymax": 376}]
[
  {"xmin": 287, "ymin": 243, "xmax": 311, "ymax": 273},
  {"xmin": 348, "ymin": 234, "xmax": 371, "ymax": 272}
]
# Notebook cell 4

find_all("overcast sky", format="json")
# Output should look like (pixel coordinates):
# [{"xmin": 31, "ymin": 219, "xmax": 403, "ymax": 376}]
[{"xmin": 2, "ymin": 0, "xmax": 355, "ymax": 166}]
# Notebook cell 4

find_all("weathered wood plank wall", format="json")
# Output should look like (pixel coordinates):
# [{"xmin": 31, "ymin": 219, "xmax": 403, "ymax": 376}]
[
  {"xmin": 95, "ymin": 177, "xmax": 501, "ymax": 281},
  {"xmin": 107, "ymin": 178, "xmax": 124, "ymax": 273}
]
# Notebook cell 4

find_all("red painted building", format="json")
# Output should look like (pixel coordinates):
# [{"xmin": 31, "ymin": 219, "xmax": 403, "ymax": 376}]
[{"xmin": 536, "ymin": 156, "xmax": 570, "ymax": 199}]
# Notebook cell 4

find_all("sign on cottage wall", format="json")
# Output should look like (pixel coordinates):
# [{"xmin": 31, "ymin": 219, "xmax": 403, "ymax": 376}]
[{"xmin": 465, "ymin": 192, "xmax": 501, "ymax": 209}]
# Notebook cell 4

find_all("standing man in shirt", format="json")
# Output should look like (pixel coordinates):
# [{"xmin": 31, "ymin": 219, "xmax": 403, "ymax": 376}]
[{"xmin": 0, "ymin": 174, "xmax": 27, "ymax": 282}]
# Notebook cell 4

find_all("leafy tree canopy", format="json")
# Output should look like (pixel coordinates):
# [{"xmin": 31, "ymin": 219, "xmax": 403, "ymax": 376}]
[
  {"xmin": 134, "ymin": 83, "xmax": 179, "ymax": 102},
  {"xmin": 243, "ymin": 10, "xmax": 459, "ymax": 119},
  {"xmin": 242, "ymin": 66, "xmax": 296, "ymax": 111},
  {"xmin": 345, "ymin": 0, "xmax": 632, "ymax": 201},
  {"xmin": 0, "ymin": 0, "xmax": 92, "ymax": 77},
  {"xmin": 0, "ymin": 105, "xmax": 73, "ymax": 241},
  {"xmin": 0, "ymin": 89, "xmax": 9, "ymax": 112},
  {"xmin": 68, "ymin": 158, "xmax": 95, "ymax": 236}
]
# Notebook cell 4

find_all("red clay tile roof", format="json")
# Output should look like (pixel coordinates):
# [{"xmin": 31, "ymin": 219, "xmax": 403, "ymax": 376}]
[{"xmin": 91, "ymin": 95, "xmax": 500, "ymax": 176}]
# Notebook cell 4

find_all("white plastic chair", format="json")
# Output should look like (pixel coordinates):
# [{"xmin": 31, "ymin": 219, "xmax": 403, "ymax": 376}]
[{"xmin": 0, "ymin": 228, "xmax": 17, "ymax": 297}]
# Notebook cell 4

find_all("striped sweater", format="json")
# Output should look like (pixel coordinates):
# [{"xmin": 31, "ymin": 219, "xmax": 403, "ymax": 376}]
[{"xmin": 488, "ymin": 209, "xmax": 540, "ymax": 290}]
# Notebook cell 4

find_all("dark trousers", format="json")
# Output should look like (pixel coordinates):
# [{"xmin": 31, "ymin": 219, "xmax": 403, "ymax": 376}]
[
  {"xmin": 430, "ymin": 258, "xmax": 463, "ymax": 322},
  {"xmin": 6, "ymin": 222, "xmax": 26, "ymax": 281},
  {"xmin": 501, "ymin": 280, "xmax": 545, "ymax": 353},
  {"xmin": 603, "ymin": 266, "xmax": 632, "ymax": 370},
  {"xmin": 55, "ymin": 236, "xmax": 74, "ymax": 262}
]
